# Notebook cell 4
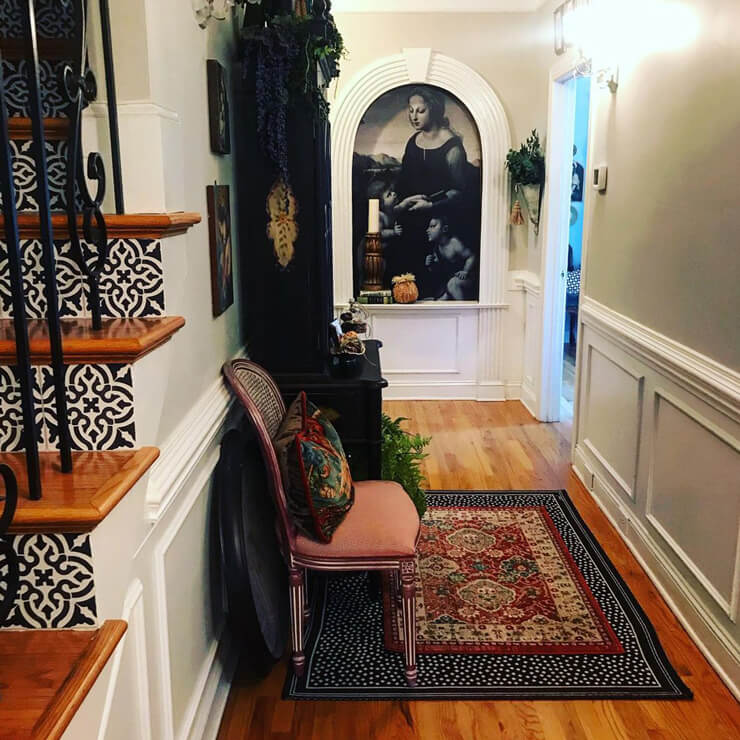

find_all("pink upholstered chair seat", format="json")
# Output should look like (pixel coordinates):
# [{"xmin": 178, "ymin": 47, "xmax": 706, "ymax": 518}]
[{"xmin": 295, "ymin": 480, "xmax": 420, "ymax": 559}]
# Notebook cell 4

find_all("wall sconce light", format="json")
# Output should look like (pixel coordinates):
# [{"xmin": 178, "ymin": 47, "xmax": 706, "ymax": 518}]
[
  {"xmin": 191, "ymin": 0, "xmax": 247, "ymax": 29},
  {"xmin": 553, "ymin": 0, "xmax": 618, "ymax": 93}
]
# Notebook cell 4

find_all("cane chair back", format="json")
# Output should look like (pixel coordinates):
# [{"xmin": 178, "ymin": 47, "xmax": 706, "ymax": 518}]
[{"xmin": 222, "ymin": 359, "xmax": 296, "ymax": 551}]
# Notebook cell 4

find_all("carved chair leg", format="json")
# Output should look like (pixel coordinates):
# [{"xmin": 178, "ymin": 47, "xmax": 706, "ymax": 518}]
[
  {"xmin": 400, "ymin": 559, "xmax": 417, "ymax": 687},
  {"xmin": 391, "ymin": 568, "xmax": 402, "ymax": 606},
  {"xmin": 303, "ymin": 569, "xmax": 311, "ymax": 620},
  {"xmin": 289, "ymin": 567, "xmax": 306, "ymax": 676}
]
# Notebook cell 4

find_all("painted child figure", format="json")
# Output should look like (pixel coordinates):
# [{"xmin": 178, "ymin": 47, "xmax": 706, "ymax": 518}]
[
  {"xmin": 424, "ymin": 215, "xmax": 477, "ymax": 300},
  {"xmin": 368, "ymin": 179, "xmax": 403, "ymax": 243},
  {"xmin": 366, "ymin": 179, "xmax": 404, "ymax": 286}
]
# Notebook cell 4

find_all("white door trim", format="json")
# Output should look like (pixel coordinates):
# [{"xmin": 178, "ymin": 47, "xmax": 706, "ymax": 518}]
[{"xmin": 537, "ymin": 55, "xmax": 595, "ymax": 423}]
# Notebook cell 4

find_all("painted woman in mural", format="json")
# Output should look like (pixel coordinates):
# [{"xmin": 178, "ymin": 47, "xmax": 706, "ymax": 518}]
[
  {"xmin": 392, "ymin": 88, "xmax": 478, "ymax": 298},
  {"xmin": 352, "ymin": 84, "xmax": 481, "ymax": 300}
]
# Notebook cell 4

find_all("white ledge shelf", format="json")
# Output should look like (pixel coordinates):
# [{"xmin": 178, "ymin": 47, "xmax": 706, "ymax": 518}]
[{"xmin": 335, "ymin": 302, "xmax": 509, "ymax": 311}]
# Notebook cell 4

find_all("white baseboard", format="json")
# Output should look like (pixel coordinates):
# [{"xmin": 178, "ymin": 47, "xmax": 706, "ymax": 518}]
[
  {"xmin": 519, "ymin": 383, "xmax": 537, "ymax": 418},
  {"xmin": 383, "ymin": 380, "xmax": 507, "ymax": 401},
  {"xmin": 573, "ymin": 448, "xmax": 740, "ymax": 701}
]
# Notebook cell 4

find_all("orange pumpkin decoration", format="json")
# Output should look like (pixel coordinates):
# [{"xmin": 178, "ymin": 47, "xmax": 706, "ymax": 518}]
[{"xmin": 392, "ymin": 273, "xmax": 419, "ymax": 304}]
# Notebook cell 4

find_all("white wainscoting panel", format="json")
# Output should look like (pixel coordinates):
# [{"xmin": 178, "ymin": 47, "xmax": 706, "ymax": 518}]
[
  {"xmin": 97, "ymin": 581, "xmax": 152, "ymax": 740},
  {"xmin": 575, "ymin": 299, "xmax": 740, "ymax": 698},
  {"xmin": 365, "ymin": 304, "xmax": 496, "ymax": 399},
  {"xmin": 647, "ymin": 390, "xmax": 740, "ymax": 620},
  {"xmin": 374, "ymin": 311, "xmax": 464, "ymax": 375},
  {"xmin": 581, "ymin": 338, "xmax": 644, "ymax": 502}
]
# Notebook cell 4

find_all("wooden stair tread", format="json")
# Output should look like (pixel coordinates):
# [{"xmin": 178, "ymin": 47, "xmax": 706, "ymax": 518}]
[
  {"xmin": 0, "ymin": 211, "xmax": 201, "ymax": 239},
  {"xmin": 0, "ymin": 37, "xmax": 77, "ymax": 60},
  {"xmin": 7, "ymin": 117, "xmax": 70, "ymax": 140},
  {"xmin": 0, "ymin": 620, "xmax": 127, "ymax": 740},
  {"xmin": 3, "ymin": 447, "xmax": 159, "ymax": 533},
  {"xmin": 0, "ymin": 316, "xmax": 186, "ymax": 364}
]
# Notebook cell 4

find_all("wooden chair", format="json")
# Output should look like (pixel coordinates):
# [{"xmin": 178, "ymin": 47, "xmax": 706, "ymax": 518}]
[{"xmin": 223, "ymin": 359, "xmax": 421, "ymax": 685}]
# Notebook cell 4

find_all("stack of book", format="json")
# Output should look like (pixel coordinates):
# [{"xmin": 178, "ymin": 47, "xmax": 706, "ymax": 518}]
[{"xmin": 358, "ymin": 290, "xmax": 393, "ymax": 304}]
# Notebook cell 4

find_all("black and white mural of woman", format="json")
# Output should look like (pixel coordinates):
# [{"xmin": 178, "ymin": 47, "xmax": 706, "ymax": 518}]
[{"xmin": 353, "ymin": 85, "xmax": 482, "ymax": 300}]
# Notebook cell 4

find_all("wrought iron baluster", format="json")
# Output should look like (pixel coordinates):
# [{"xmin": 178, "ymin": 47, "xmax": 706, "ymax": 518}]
[
  {"xmin": 21, "ymin": 0, "xmax": 73, "ymax": 474},
  {"xmin": 63, "ymin": 0, "xmax": 109, "ymax": 331},
  {"xmin": 98, "ymin": 0, "xmax": 124, "ymax": 215},
  {"xmin": 0, "ymin": 464, "xmax": 20, "ymax": 627},
  {"xmin": 0, "ymin": 51, "xmax": 43, "ymax": 501}
]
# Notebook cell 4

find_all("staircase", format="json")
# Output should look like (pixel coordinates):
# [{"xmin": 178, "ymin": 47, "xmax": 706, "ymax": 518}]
[{"xmin": 0, "ymin": 2, "xmax": 199, "ymax": 735}]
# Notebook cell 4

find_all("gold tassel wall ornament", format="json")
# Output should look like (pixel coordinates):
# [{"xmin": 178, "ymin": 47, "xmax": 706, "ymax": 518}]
[{"xmin": 510, "ymin": 199, "xmax": 525, "ymax": 225}]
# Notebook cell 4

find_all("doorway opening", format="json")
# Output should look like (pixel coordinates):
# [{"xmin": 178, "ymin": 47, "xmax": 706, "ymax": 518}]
[
  {"xmin": 561, "ymin": 75, "xmax": 590, "ymax": 423},
  {"xmin": 537, "ymin": 58, "xmax": 594, "ymax": 436}
]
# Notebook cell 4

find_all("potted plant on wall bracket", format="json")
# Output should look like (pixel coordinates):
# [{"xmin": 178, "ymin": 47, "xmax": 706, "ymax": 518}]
[
  {"xmin": 239, "ymin": 0, "xmax": 345, "ymax": 190},
  {"xmin": 505, "ymin": 129, "xmax": 545, "ymax": 234}
]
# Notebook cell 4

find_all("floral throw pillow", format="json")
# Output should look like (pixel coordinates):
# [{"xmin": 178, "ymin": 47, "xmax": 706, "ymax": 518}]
[{"xmin": 272, "ymin": 391, "xmax": 354, "ymax": 542}]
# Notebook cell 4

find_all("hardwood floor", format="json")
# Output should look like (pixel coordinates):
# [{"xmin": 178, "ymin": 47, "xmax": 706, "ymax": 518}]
[{"xmin": 217, "ymin": 400, "xmax": 740, "ymax": 740}]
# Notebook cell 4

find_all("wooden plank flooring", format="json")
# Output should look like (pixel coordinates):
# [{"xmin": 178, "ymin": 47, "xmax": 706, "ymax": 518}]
[{"xmin": 217, "ymin": 400, "xmax": 740, "ymax": 740}]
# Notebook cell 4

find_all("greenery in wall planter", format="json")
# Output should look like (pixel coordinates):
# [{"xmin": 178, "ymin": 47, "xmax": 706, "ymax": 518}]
[
  {"xmin": 240, "ymin": 6, "xmax": 345, "ymax": 187},
  {"xmin": 381, "ymin": 414, "xmax": 431, "ymax": 518},
  {"xmin": 505, "ymin": 129, "xmax": 545, "ymax": 233}
]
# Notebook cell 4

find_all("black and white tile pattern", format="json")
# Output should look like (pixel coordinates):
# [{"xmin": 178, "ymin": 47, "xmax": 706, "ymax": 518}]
[
  {"xmin": 0, "ymin": 365, "xmax": 44, "ymax": 452},
  {"xmin": 42, "ymin": 363, "xmax": 136, "ymax": 450},
  {"xmin": 98, "ymin": 239, "xmax": 165, "ymax": 318},
  {"xmin": 0, "ymin": 238, "xmax": 165, "ymax": 320},
  {"xmin": 0, "ymin": 363, "xmax": 135, "ymax": 452},
  {"xmin": 0, "ymin": 0, "xmax": 76, "ymax": 40},
  {"xmin": 0, "ymin": 137, "xmax": 75, "ymax": 212},
  {"xmin": 285, "ymin": 491, "xmax": 692, "ymax": 701},
  {"xmin": 2, "ymin": 532, "xmax": 97, "ymax": 629},
  {"xmin": 0, "ymin": 58, "xmax": 70, "ymax": 118},
  {"xmin": 0, "ymin": 239, "xmax": 86, "ymax": 319}
]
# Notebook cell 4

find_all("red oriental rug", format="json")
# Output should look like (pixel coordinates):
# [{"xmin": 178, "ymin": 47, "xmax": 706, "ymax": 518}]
[{"xmin": 383, "ymin": 503, "xmax": 623, "ymax": 655}]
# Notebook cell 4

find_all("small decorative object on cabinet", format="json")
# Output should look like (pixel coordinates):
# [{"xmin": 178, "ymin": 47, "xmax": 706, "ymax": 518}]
[
  {"xmin": 505, "ymin": 129, "xmax": 545, "ymax": 234},
  {"xmin": 362, "ymin": 232, "xmax": 383, "ymax": 291},
  {"xmin": 207, "ymin": 59, "xmax": 231, "ymax": 154},
  {"xmin": 206, "ymin": 183, "xmax": 234, "ymax": 316},
  {"xmin": 391, "ymin": 273, "xmax": 419, "ymax": 304}
]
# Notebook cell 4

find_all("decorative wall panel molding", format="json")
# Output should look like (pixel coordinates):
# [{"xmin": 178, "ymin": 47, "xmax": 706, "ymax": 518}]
[
  {"xmin": 581, "ymin": 297, "xmax": 740, "ymax": 419},
  {"xmin": 3, "ymin": 532, "xmax": 97, "ymax": 629},
  {"xmin": 581, "ymin": 342, "xmax": 644, "ymax": 502},
  {"xmin": 574, "ymin": 301, "xmax": 740, "ymax": 700},
  {"xmin": 145, "ymin": 348, "xmax": 247, "ymax": 520},
  {"xmin": 646, "ymin": 389, "xmax": 740, "ymax": 621}
]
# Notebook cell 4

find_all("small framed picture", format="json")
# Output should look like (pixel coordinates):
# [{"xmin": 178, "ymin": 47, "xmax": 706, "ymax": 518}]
[
  {"xmin": 207, "ymin": 59, "xmax": 230, "ymax": 154},
  {"xmin": 206, "ymin": 184, "xmax": 233, "ymax": 316}
]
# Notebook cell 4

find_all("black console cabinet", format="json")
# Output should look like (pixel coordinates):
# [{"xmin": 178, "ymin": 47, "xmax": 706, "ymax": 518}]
[{"xmin": 273, "ymin": 341, "xmax": 387, "ymax": 481}]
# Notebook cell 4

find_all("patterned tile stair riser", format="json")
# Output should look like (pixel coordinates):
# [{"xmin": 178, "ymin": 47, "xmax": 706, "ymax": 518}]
[
  {"xmin": 0, "ymin": 137, "xmax": 83, "ymax": 213},
  {"xmin": 1, "ymin": 363, "xmax": 135, "ymax": 452},
  {"xmin": 1, "ymin": 532, "xmax": 97, "ymax": 630},
  {"xmin": 284, "ymin": 491, "xmax": 693, "ymax": 701},
  {"xmin": 0, "ymin": 58, "xmax": 71, "ymax": 119},
  {"xmin": 0, "ymin": 238, "xmax": 165, "ymax": 320},
  {"xmin": 1, "ymin": 0, "xmax": 77, "ymax": 40},
  {"xmin": 0, "ymin": 237, "xmax": 164, "ymax": 453}
]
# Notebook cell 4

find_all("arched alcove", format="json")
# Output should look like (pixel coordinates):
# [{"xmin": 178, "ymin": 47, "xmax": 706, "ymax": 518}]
[{"xmin": 331, "ymin": 49, "xmax": 513, "ymax": 399}]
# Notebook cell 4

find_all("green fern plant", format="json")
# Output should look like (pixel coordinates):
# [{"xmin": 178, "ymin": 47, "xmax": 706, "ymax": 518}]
[
  {"xmin": 505, "ymin": 129, "xmax": 546, "ymax": 186},
  {"xmin": 381, "ymin": 414, "xmax": 431, "ymax": 518}
]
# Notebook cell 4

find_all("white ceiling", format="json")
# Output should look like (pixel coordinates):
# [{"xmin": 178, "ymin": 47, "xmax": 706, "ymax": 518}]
[{"xmin": 331, "ymin": 0, "xmax": 548, "ymax": 12}]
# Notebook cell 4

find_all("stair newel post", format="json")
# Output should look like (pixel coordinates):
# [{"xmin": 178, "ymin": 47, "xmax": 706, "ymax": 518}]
[
  {"xmin": 64, "ymin": 0, "xmax": 109, "ymax": 333},
  {"xmin": 0, "ymin": 54, "xmax": 43, "ymax": 500},
  {"xmin": 21, "ymin": 0, "xmax": 73, "ymax": 475}
]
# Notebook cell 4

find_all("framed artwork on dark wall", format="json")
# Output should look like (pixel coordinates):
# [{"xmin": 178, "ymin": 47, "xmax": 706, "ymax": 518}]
[
  {"xmin": 207, "ymin": 59, "xmax": 230, "ymax": 154},
  {"xmin": 207, "ymin": 184, "xmax": 234, "ymax": 316}
]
